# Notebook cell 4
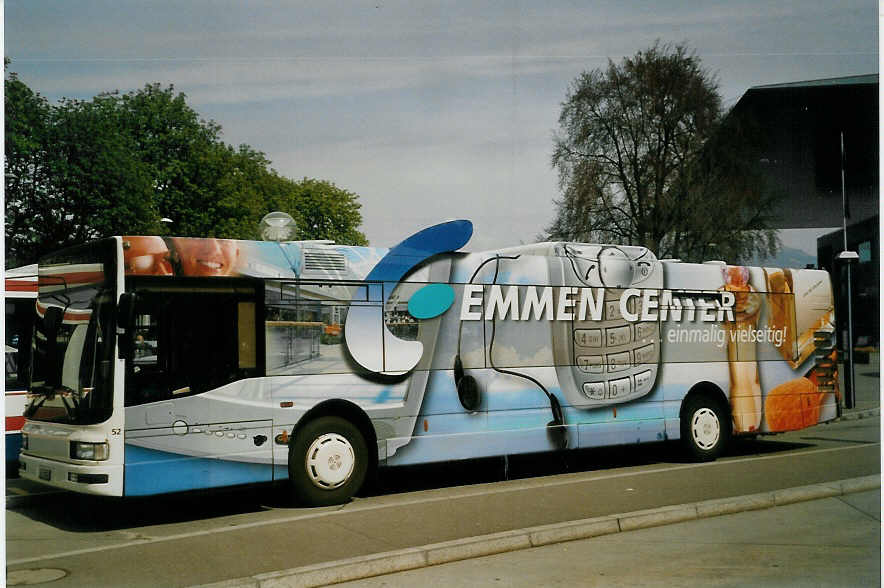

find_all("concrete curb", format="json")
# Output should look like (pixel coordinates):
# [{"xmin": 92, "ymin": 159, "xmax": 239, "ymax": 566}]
[
  {"xmin": 193, "ymin": 474, "xmax": 880, "ymax": 588},
  {"xmin": 836, "ymin": 407, "xmax": 880, "ymax": 421}
]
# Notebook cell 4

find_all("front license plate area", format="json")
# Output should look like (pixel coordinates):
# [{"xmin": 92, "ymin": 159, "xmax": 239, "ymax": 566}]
[{"xmin": 39, "ymin": 467, "xmax": 51, "ymax": 481}]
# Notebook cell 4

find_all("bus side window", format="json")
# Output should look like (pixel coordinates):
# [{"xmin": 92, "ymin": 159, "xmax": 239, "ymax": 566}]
[
  {"xmin": 133, "ymin": 313, "xmax": 158, "ymax": 366},
  {"xmin": 126, "ymin": 308, "xmax": 165, "ymax": 405},
  {"xmin": 265, "ymin": 280, "xmax": 352, "ymax": 376},
  {"xmin": 125, "ymin": 289, "xmax": 259, "ymax": 406},
  {"xmin": 265, "ymin": 302, "xmax": 350, "ymax": 375},
  {"xmin": 5, "ymin": 299, "xmax": 35, "ymax": 390},
  {"xmin": 238, "ymin": 301, "xmax": 257, "ymax": 369}
]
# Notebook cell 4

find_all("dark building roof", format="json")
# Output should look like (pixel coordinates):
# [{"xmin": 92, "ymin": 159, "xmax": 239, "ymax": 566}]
[
  {"xmin": 749, "ymin": 74, "xmax": 877, "ymax": 90},
  {"xmin": 727, "ymin": 74, "xmax": 878, "ymax": 229}
]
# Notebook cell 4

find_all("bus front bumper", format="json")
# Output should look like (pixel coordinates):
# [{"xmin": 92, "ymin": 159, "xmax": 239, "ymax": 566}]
[{"xmin": 19, "ymin": 454, "xmax": 123, "ymax": 497}]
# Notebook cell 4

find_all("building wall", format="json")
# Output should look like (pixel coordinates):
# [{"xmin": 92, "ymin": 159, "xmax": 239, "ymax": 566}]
[
  {"xmin": 817, "ymin": 216, "xmax": 879, "ymax": 347},
  {"xmin": 730, "ymin": 80, "xmax": 878, "ymax": 229}
]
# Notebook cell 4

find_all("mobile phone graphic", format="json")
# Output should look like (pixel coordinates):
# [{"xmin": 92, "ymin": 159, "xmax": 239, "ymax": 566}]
[{"xmin": 551, "ymin": 245, "xmax": 663, "ymax": 409}]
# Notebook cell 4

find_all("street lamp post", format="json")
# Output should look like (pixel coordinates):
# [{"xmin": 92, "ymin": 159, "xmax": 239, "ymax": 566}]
[
  {"xmin": 837, "ymin": 131, "xmax": 856, "ymax": 410},
  {"xmin": 836, "ymin": 251, "xmax": 858, "ymax": 409}
]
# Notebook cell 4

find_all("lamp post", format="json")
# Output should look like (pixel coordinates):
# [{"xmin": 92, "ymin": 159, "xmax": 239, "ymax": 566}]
[
  {"xmin": 835, "ymin": 131, "xmax": 857, "ymax": 410},
  {"xmin": 836, "ymin": 250, "xmax": 858, "ymax": 409}
]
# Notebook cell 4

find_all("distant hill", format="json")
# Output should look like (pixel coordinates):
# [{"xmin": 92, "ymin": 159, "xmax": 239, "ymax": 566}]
[{"xmin": 744, "ymin": 246, "xmax": 817, "ymax": 269}]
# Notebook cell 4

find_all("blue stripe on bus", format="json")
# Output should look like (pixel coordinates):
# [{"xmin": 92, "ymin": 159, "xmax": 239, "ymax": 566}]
[
  {"xmin": 6, "ymin": 433, "xmax": 22, "ymax": 464},
  {"xmin": 123, "ymin": 445, "xmax": 273, "ymax": 496}
]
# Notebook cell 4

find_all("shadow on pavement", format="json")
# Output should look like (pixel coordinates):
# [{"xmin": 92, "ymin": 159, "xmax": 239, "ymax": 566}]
[
  {"xmin": 374, "ymin": 437, "xmax": 813, "ymax": 497},
  {"xmin": 8, "ymin": 484, "xmax": 284, "ymax": 533},
  {"xmin": 8, "ymin": 437, "xmax": 814, "ymax": 533}
]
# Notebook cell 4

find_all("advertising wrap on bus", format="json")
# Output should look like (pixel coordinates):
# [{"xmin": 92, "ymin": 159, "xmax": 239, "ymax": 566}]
[{"xmin": 18, "ymin": 220, "xmax": 838, "ymax": 505}]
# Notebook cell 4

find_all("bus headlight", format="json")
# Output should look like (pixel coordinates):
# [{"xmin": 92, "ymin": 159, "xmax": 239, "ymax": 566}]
[
  {"xmin": 21, "ymin": 433, "xmax": 28, "ymax": 451},
  {"xmin": 70, "ymin": 441, "xmax": 109, "ymax": 461}
]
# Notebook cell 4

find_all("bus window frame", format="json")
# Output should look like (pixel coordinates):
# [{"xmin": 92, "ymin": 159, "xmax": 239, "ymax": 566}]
[{"xmin": 123, "ymin": 276, "xmax": 265, "ymax": 405}]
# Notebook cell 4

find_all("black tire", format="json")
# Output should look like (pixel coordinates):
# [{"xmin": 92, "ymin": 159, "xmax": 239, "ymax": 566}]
[
  {"xmin": 289, "ymin": 416, "xmax": 368, "ymax": 507},
  {"xmin": 681, "ymin": 395, "xmax": 731, "ymax": 462}
]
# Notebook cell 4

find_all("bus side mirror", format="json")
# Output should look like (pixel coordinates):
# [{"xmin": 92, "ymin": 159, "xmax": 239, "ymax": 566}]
[{"xmin": 117, "ymin": 292, "xmax": 137, "ymax": 359}]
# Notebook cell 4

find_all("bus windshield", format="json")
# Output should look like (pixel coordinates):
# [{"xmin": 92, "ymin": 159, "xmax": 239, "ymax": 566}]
[{"xmin": 26, "ymin": 239, "xmax": 117, "ymax": 425}]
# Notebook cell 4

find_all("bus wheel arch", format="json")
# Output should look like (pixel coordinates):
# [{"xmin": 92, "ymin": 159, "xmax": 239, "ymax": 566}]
[
  {"xmin": 288, "ymin": 400, "xmax": 377, "ymax": 506},
  {"xmin": 679, "ymin": 382, "xmax": 731, "ymax": 462}
]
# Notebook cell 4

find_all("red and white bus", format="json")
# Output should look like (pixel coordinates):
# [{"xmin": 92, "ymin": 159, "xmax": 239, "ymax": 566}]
[{"xmin": 5, "ymin": 264, "xmax": 38, "ymax": 472}]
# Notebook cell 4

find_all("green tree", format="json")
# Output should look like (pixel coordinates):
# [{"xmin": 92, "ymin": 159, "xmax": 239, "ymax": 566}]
[
  {"xmin": 5, "ymin": 78, "xmax": 158, "ymax": 264},
  {"xmin": 546, "ymin": 42, "xmax": 778, "ymax": 263},
  {"xmin": 114, "ymin": 83, "xmax": 222, "ymax": 237},
  {"xmin": 5, "ymin": 72, "xmax": 369, "ymax": 264},
  {"xmin": 46, "ymin": 95, "xmax": 158, "ymax": 242},
  {"xmin": 5, "ymin": 71, "xmax": 52, "ymax": 266},
  {"xmin": 202, "ymin": 144, "xmax": 282, "ymax": 239},
  {"xmin": 267, "ymin": 178, "xmax": 368, "ymax": 245}
]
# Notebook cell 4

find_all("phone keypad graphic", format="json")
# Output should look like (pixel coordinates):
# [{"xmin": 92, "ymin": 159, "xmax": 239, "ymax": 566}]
[
  {"xmin": 571, "ymin": 288, "xmax": 659, "ymax": 404},
  {"xmin": 551, "ymin": 245, "xmax": 663, "ymax": 409}
]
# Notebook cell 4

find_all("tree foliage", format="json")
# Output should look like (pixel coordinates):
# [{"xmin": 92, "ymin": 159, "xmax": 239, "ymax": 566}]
[
  {"xmin": 546, "ymin": 42, "xmax": 778, "ymax": 263},
  {"xmin": 5, "ymin": 74, "xmax": 367, "ymax": 266},
  {"xmin": 267, "ymin": 178, "xmax": 367, "ymax": 245}
]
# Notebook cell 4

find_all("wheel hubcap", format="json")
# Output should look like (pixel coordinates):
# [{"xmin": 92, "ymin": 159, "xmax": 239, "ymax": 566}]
[
  {"xmin": 305, "ymin": 433, "xmax": 355, "ymax": 489},
  {"xmin": 691, "ymin": 408, "xmax": 720, "ymax": 450}
]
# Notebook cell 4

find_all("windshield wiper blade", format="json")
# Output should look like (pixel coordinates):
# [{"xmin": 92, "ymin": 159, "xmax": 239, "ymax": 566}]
[
  {"xmin": 24, "ymin": 386, "xmax": 53, "ymax": 417},
  {"xmin": 24, "ymin": 385, "xmax": 78, "ymax": 420}
]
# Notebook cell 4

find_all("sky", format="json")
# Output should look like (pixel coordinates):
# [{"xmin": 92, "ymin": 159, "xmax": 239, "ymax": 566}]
[{"xmin": 5, "ymin": 1, "xmax": 879, "ymax": 257}]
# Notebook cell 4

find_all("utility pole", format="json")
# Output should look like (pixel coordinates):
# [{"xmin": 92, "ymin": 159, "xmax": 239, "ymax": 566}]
[{"xmin": 838, "ymin": 131, "xmax": 856, "ymax": 409}]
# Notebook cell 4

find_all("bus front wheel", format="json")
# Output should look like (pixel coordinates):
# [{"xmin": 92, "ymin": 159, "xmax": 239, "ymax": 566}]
[
  {"xmin": 289, "ymin": 416, "xmax": 368, "ymax": 507},
  {"xmin": 681, "ymin": 395, "xmax": 730, "ymax": 462}
]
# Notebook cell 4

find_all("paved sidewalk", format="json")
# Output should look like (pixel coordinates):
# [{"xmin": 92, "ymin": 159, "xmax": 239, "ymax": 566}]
[
  {"xmin": 334, "ymin": 489, "xmax": 881, "ymax": 588},
  {"xmin": 194, "ymin": 476, "xmax": 880, "ymax": 588}
]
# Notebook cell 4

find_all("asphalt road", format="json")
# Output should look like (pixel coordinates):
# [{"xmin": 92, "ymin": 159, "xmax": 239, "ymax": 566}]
[{"xmin": 5, "ymin": 414, "xmax": 880, "ymax": 588}]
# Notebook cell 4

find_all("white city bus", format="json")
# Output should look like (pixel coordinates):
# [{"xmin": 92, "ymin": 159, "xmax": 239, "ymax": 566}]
[
  {"xmin": 18, "ymin": 221, "xmax": 839, "ymax": 505},
  {"xmin": 5, "ymin": 264, "xmax": 38, "ymax": 472}
]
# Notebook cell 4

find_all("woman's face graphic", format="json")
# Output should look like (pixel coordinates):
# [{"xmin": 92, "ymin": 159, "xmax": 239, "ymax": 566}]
[
  {"xmin": 123, "ymin": 236, "xmax": 173, "ymax": 275},
  {"xmin": 172, "ymin": 238, "xmax": 240, "ymax": 277}
]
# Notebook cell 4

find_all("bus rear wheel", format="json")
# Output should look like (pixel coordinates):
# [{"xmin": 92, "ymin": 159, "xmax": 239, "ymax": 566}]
[
  {"xmin": 289, "ymin": 416, "xmax": 368, "ymax": 507},
  {"xmin": 681, "ymin": 395, "xmax": 730, "ymax": 462}
]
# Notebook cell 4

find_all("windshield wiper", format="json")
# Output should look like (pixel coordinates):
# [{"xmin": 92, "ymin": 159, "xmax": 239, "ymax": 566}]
[{"xmin": 24, "ymin": 384, "xmax": 77, "ymax": 420}]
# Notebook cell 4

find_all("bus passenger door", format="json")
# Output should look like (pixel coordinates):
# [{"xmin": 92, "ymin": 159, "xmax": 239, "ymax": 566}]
[{"xmin": 122, "ymin": 283, "xmax": 275, "ymax": 496}]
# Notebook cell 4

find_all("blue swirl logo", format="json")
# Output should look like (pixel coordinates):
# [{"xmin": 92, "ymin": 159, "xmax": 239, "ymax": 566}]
[
  {"xmin": 344, "ymin": 220, "xmax": 472, "ymax": 376},
  {"xmin": 407, "ymin": 283, "xmax": 455, "ymax": 319}
]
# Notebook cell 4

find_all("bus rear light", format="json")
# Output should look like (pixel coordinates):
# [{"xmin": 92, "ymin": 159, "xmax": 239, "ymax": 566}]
[
  {"xmin": 21, "ymin": 433, "xmax": 28, "ymax": 450},
  {"xmin": 68, "ymin": 472, "xmax": 109, "ymax": 484},
  {"xmin": 70, "ymin": 441, "xmax": 109, "ymax": 461}
]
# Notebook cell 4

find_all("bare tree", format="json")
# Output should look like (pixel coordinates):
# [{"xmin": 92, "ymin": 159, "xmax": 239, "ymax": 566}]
[{"xmin": 547, "ymin": 41, "xmax": 778, "ymax": 263}]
